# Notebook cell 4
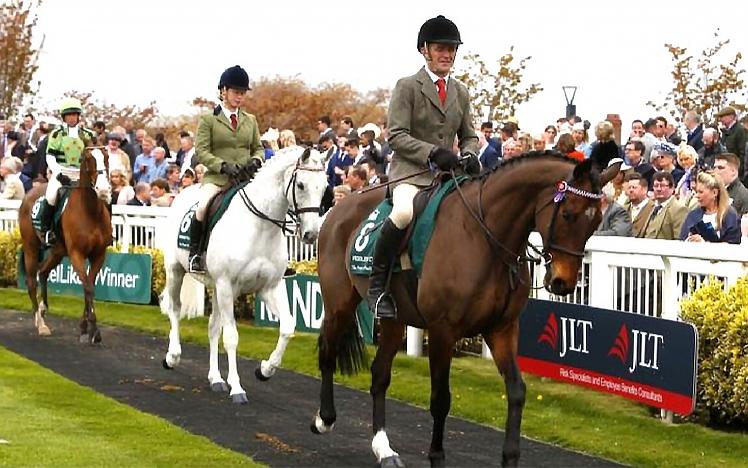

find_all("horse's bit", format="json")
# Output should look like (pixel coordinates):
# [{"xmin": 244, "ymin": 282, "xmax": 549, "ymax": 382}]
[{"xmin": 236, "ymin": 160, "xmax": 324, "ymax": 234}]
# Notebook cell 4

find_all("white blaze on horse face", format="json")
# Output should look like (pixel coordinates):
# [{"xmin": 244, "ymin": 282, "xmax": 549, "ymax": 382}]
[
  {"xmin": 91, "ymin": 149, "xmax": 112, "ymax": 203},
  {"xmin": 292, "ymin": 150, "xmax": 327, "ymax": 243}
]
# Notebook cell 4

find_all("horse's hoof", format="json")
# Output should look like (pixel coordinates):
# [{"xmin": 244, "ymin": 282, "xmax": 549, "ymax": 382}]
[
  {"xmin": 91, "ymin": 330, "xmax": 102, "ymax": 344},
  {"xmin": 210, "ymin": 382, "xmax": 229, "ymax": 392},
  {"xmin": 79, "ymin": 334, "xmax": 88, "ymax": 344},
  {"xmin": 379, "ymin": 455, "xmax": 406, "ymax": 468},
  {"xmin": 428, "ymin": 452, "xmax": 446, "ymax": 468},
  {"xmin": 162, "ymin": 359, "xmax": 173, "ymax": 370},
  {"xmin": 37, "ymin": 325, "xmax": 51, "ymax": 336},
  {"xmin": 231, "ymin": 392, "xmax": 248, "ymax": 405},
  {"xmin": 254, "ymin": 366, "xmax": 270, "ymax": 382},
  {"xmin": 310, "ymin": 411, "xmax": 335, "ymax": 435}
]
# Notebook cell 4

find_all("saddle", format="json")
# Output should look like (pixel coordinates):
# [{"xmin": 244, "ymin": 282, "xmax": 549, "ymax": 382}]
[
  {"xmin": 31, "ymin": 187, "xmax": 73, "ymax": 234},
  {"xmin": 177, "ymin": 181, "xmax": 251, "ymax": 251},
  {"xmin": 350, "ymin": 175, "xmax": 467, "ymax": 277}
]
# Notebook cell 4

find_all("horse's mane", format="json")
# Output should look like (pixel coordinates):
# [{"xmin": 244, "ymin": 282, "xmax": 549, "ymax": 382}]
[
  {"xmin": 252, "ymin": 145, "xmax": 321, "ymax": 183},
  {"xmin": 479, "ymin": 150, "xmax": 579, "ymax": 180}
]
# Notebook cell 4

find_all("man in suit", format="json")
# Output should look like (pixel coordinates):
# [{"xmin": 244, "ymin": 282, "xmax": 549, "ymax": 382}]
[
  {"xmin": 624, "ymin": 172, "xmax": 654, "ymax": 238},
  {"xmin": 127, "ymin": 182, "xmax": 151, "ymax": 206},
  {"xmin": 624, "ymin": 140, "xmax": 655, "ymax": 189},
  {"xmin": 477, "ymin": 128, "xmax": 500, "ymax": 171},
  {"xmin": 643, "ymin": 172, "xmax": 688, "ymax": 240},
  {"xmin": 684, "ymin": 111, "xmax": 704, "ymax": 153},
  {"xmin": 698, "ymin": 127, "xmax": 725, "ymax": 169},
  {"xmin": 317, "ymin": 115, "xmax": 335, "ymax": 143},
  {"xmin": 716, "ymin": 106, "xmax": 747, "ymax": 177},
  {"xmin": 480, "ymin": 121, "xmax": 501, "ymax": 152},
  {"xmin": 595, "ymin": 182, "xmax": 632, "ymax": 237},
  {"xmin": 367, "ymin": 15, "xmax": 479, "ymax": 319},
  {"xmin": 713, "ymin": 153, "xmax": 748, "ymax": 217}
]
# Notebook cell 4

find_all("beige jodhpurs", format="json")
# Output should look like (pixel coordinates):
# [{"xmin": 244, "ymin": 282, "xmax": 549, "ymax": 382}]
[
  {"xmin": 195, "ymin": 183, "xmax": 222, "ymax": 221},
  {"xmin": 388, "ymin": 183, "xmax": 420, "ymax": 229}
]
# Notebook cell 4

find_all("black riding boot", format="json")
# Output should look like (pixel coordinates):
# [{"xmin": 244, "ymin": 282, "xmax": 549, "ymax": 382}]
[
  {"xmin": 367, "ymin": 218, "xmax": 406, "ymax": 319},
  {"xmin": 188, "ymin": 219, "xmax": 205, "ymax": 273},
  {"xmin": 40, "ymin": 199, "xmax": 56, "ymax": 247}
]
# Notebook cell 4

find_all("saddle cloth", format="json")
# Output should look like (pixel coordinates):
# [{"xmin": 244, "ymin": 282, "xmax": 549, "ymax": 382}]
[
  {"xmin": 349, "ymin": 176, "xmax": 466, "ymax": 277},
  {"xmin": 31, "ymin": 189, "xmax": 72, "ymax": 233},
  {"xmin": 177, "ymin": 181, "xmax": 250, "ymax": 250}
]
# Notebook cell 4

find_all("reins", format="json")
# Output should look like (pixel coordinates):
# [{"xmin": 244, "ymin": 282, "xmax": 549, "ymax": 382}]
[{"xmin": 235, "ymin": 159, "xmax": 325, "ymax": 234}]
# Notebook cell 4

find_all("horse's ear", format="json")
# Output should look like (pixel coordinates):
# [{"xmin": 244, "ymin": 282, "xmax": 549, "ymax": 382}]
[
  {"xmin": 301, "ymin": 147, "xmax": 311, "ymax": 163},
  {"xmin": 572, "ymin": 158, "xmax": 594, "ymax": 180},
  {"xmin": 599, "ymin": 161, "xmax": 621, "ymax": 186}
]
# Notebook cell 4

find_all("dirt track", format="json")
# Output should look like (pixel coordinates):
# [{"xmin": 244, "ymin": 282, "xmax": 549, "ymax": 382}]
[{"xmin": 0, "ymin": 308, "xmax": 622, "ymax": 467}]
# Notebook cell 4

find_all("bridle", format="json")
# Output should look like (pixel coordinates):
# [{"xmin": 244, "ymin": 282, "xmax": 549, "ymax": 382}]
[
  {"xmin": 534, "ymin": 178, "xmax": 604, "ymax": 262},
  {"xmin": 452, "ymin": 167, "xmax": 603, "ymax": 290},
  {"xmin": 236, "ymin": 159, "xmax": 325, "ymax": 234}
]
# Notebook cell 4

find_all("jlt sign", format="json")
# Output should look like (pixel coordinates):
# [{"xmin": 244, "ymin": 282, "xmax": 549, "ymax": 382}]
[{"xmin": 519, "ymin": 299, "xmax": 697, "ymax": 415}]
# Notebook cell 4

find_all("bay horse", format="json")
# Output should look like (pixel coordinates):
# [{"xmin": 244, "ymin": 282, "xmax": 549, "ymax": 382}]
[
  {"xmin": 18, "ymin": 147, "xmax": 112, "ymax": 343},
  {"xmin": 160, "ymin": 146, "xmax": 328, "ymax": 404},
  {"xmin": 311, "ymin": 154, "xmax": 620, "ymax": 467}
]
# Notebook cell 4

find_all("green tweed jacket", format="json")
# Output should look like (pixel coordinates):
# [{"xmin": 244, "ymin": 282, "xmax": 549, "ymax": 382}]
[{"xmin": 196, "ymin": 106, "xmax": 265, "ymax": 186}]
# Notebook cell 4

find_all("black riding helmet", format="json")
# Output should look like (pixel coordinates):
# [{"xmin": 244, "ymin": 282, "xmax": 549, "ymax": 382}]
[
  {"xmin": 218, "ymin": 65, "xmax": 250, "ymax": 90},
  {"xmin": 416, "ymin": 15, "xmax": 462, "ymax": 51}
]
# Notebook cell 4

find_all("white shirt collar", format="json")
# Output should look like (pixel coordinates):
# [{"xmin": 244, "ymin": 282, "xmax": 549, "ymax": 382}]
[
  {"xmin": 222, "ymin": 105, "xmax": 238, "ymax": 122},
  {"xmin": 424, "ymin": 66, "xmax": 449, "ymax": 85},
  {"xmin": 633, "ymin": 198, "xmax": 649, "ymax": 210}
]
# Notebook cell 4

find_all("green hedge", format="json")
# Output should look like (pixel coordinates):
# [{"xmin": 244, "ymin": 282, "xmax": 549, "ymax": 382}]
[{"xmin": 681, "ymin": 277, "xmax": 748, "ymax": 424}]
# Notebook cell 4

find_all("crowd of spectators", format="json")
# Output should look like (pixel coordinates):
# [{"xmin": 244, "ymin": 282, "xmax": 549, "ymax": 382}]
[{"xmin": 2, "ymin": 106, "xmax": 748, "ymax": 246}]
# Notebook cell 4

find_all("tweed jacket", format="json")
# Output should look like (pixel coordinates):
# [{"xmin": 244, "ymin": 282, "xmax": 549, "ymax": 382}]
[
  {"xmin": 387, "ymin": 67, "xmax": 479, "ymax": 187},
  {"xmin": 196, "ymin": 106, "xmax": 264, "ymax": 186},
  {"xmin": 642, "ymin": 197, "xmax": 688, "ymax": 240},
  {"xmin": 625, "ymin": 199, "xmax": 655, "ymax": 238}
]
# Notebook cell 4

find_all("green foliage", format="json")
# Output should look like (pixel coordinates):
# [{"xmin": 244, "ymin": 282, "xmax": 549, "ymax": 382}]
[
  {"xmin": 680, "ymin": 276, "xmax": 748, "ymax": 424},
  {"xmin": 0, "ymin": 228, "xmax": 21, "ymax": 286},
  {"xmin": 648, "ymin": 29, "xmax": 747, "ymax": 123},
  {"xmin": 454, "ymin": 47, "xmax": 543, "ymax": 125}
]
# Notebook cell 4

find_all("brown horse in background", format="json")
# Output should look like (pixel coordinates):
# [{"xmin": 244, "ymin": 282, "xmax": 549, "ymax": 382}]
[
  {"xmin": 311, "ymin": 154, "xmax": 620, "ymax": 467},
  {"xmin": 18, "ymin": 147, "xmax": 112, "ymax": 343}
]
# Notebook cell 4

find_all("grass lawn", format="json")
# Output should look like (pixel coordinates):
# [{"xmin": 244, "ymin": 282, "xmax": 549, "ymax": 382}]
[
  {"xmin": 0, "ymin": 345, "xmax": 261, "ymax": 467},
  {"xmin": 2, "ymin": 288, "xmax": 747, "ymax": 467}
]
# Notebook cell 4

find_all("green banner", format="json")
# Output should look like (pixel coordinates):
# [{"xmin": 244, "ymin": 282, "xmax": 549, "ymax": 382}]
[
  {"xmin": 18, "ymin": 252, "xmax": 153, "ymax": 304},
  {"xmin": 255, "ymin": 274, "xmax": 374, "ymax": 344}
]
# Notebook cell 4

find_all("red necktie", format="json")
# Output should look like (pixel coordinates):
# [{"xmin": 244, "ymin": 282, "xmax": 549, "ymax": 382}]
[
  {"xmin": 230, "ymin": 113, "xmax": 238, "ymax": 130},
  {"xmin": 436, "ymin": 78, "xmax": 446, "ymax": 105}
]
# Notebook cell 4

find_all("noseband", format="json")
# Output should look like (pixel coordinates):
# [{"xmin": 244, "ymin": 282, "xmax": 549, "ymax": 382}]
[
  {"xmin": 536, "ymin": 178, "xmax": 604, "ymax": 262},
  {"xmin": 236, "ymin": 160, "xmax": 324, "ymax": 234}
]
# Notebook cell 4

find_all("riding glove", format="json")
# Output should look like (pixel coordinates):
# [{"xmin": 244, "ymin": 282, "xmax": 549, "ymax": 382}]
[
  {"xmin": 57, "ymin": 173, "xmax": 72, "ymax": 185},
  {"xmin": 462, "ymin": 154, "xmax": 481, "ymax": 175},
  {"xmin": 429, "ymin": 146, "xmax": 459, "ymax": 172},
  {"xmin": 220, "ymin": 162, "xmax": 241, "ymax": 178}
]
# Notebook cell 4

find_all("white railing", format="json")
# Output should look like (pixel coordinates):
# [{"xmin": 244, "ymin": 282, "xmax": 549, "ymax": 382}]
[
  {"xmin": 0, "ymin": 199, "xmax": 315, "ymax": 262},
  {"xmin": 406, "ymin": 233, "xmax": 748, "ymax": 358}
]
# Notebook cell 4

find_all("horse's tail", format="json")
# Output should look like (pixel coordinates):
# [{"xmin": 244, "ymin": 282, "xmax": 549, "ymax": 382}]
[
  {"xmin": 318, "ymin": 314, "xmax": 369, "ymax": 376},
  {"xmin": 177, "ymin": 275, "xmax": 204, "ymax": 319}
]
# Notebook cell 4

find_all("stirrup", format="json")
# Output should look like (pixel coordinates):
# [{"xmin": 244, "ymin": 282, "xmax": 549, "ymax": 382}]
[
  {"xmin": 373, "ymin": 292, "xmax": 397, "ymax": 320},
  {"xmin": 42, "ymin": 231, "xmax": 56, "ymax": 247},
  {"xmin": 188, "ymin": 254, "xmax": 205, "ymax": 273}
]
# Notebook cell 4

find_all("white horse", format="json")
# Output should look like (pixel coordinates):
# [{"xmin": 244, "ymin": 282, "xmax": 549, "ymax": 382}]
[{"xmin": 160, "ymin": 146, "xmax": 328, "ymax": 404}]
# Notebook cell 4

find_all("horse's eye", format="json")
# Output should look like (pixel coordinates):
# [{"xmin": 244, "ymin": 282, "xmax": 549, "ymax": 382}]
[
  {"xmin": 297, "ymin": 182, "xmax": 305, "ymax": 190},
  {"xmin": 562, "ymin": 210, "xmax": 575, "ymax": 222}
]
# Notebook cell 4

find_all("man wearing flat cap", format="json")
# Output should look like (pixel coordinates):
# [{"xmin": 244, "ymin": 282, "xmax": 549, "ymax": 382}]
[{"xmin": 716, "ymin": 106, "xmax": 747, "ymax": 179}]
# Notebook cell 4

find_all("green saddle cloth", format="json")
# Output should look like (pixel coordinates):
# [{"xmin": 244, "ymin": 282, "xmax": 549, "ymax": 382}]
[
  {"xmin": 177, "ymin": 181, "xmax": 250, "ymax": 249},
  {"xmin": 349, "ymin": 177, "xmax": 466, "ymax": 277},
  {"xmin": 31, "ymin": 190, "xmax": 72, "ymax": 232}
]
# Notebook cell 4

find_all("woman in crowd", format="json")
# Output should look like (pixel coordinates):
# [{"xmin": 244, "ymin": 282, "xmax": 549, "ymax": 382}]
[
  {"xmin": 543, "ymin": 125, "xmax": 557, "ymax": 150},
  {"xmin": 556, "ymin": 133, "xmax": 585, "ymax": 162},
  {"xmin": 680, "ymin": 171, "xmax": 740, "ymax": 244},
  {"xmin": 0, "ymin": 157, "xmax": 25, "ymax": 200},
  {"xmin": 194, "ymin": 164, "xmax": 206, "ymax": 183},
  {"xmin": 675, "ymin": 144, "xmax": 699, "ymax": 201},
  {"xmin": 571, "ymin": 122, "xmax": 589, "ymax": 154},
  {"xmin": 180, "ymin": 167, "xmax": 196, "ymax": 190},
  {"xmin": 155, "ymin": 132, "xmax": 171, "ymax": 160},
  {"xmin": 279, "ymin": 129, "xmax": 297, "ymax": 149},
  {"xmin": 111, "ymin": 168, "xmax": 135, "ymax": 205}
]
